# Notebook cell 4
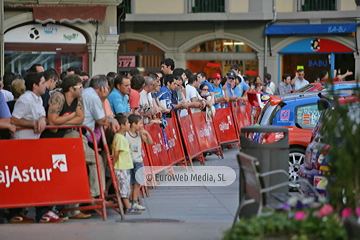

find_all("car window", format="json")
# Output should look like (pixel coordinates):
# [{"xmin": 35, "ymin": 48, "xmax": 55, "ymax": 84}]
[
  {"xmin": 259, "ymin": 103, "xmax": 283, "ymax": 125},
  {"xmin": 295, "ymin": 104, "xmax": 321, "ymax": 129}
]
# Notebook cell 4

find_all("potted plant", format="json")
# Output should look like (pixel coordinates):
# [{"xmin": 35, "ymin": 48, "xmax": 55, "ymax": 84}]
[{"xmin": 224, "ymin": 196, "xmax": 348, "ymax": 239}]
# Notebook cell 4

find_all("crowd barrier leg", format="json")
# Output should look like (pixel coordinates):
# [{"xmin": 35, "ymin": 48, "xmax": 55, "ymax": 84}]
[{"xmin": 100, "ymin": 127, "xmax": 125, "ymax": 220}]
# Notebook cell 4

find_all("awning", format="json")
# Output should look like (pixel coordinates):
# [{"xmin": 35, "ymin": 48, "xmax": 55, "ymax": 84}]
[
  {"xmin": 265, "ymin": 23, "xmax": 359, "ymax": 35},
  {"xmin": 33, "ymin": 5, "xmax": 107, "ymax": 24}
]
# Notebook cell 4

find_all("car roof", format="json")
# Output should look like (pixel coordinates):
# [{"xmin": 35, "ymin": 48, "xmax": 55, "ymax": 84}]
[{"xmin": 279, "ymin": 90, "xmax": 355, "ymax": 103}]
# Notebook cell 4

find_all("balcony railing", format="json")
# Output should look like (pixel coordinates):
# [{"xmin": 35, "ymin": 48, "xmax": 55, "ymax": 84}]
[
  {"xmin": 187, "ymin": 0, "xmax": 225, "ymax": 13},
  {"xmin": 297, "ymin": 0, "xmax": 336, "ymax": 11}
]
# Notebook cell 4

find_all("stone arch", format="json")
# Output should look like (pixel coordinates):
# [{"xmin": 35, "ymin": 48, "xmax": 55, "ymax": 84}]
[
  {"xmin": 119, "ymin": 33, "xmax": 169, "ymax": 52},
  {"xmin": 4, "ymin": 12, "xmax": 97, "ymax": 44},
  {"xmin": 178, "ymin": 32, "xmax": 263, "ymax": 53},
  {"xmin": 272, "ymin": 35, "xmax": 356, "ymax": 53}
]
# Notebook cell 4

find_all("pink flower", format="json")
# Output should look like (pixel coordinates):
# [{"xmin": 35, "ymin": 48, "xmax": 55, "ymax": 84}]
[
  {"xmin": 342, "ymin": 208, "xmax": 352, "ymax": 219},
  {"xmin": 356, "ymin": 207, "xmax": 360, "ymax": 217},
  {"xmin": 294, "ymin": 211, "xmax": 307, "ymax": 221},
  {"xmin": 318, "ymin": 204, "xmax": 334, "ymax": 217}
]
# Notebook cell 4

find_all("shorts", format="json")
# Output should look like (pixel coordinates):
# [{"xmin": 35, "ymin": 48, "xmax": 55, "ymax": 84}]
[
  {"xmin": 130, "ymin": 162, "xmax": 144, "ymax": 185},
  {"xmin": 114, "ymin": 169, "xmax": 130, "ymax": 198}
]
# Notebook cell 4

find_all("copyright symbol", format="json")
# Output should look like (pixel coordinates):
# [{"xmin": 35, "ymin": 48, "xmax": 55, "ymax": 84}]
[{"xmin": 146, "ymin": 174, "xmax": 153, "ymax": 182}]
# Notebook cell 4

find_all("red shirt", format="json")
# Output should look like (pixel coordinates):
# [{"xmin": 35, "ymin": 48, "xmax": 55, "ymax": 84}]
[{"xmin": 129, "ymin": 88, "xmax": 140, "ymax": 109}]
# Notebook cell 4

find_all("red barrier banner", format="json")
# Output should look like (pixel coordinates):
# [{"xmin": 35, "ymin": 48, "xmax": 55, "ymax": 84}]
[
  {"xmin": 164, "ymin": 116, "xmax": 186, "ymax": 166},
  {"xmin": 190, "ymin": 111, "xmax": 220, "ymax": 152},
  {"xmin": 144, "ymin": 123, "xmax": 172, "ymax": 173},
  {"xmin": 0, "ymin": 138, "xmax": 90, "ymax": 208},
  {"xmin": 233, "ymin": 104, "xmax": 251, "ymax": 134},
  {"xmin": 178, "ymin": 113, "xmax": 202, "ymax": 160},
  {"xmin": 212, "ymin": 107, "xmax": 239, "ymax": 144}
]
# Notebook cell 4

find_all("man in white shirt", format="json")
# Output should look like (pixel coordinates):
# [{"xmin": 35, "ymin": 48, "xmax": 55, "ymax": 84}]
[
  {"xmin": 264, "ymin": 73, "xmax": 276, "ymax": 95},
  {"xmin": 12, "ymin": 73, "xmax": 47, "ymax": 140},
  {"xmin": 139, "ymin": 76, "xmax": 155, "ymax": 124},
  {"xmin": 291, "ymin": 69, "xmax": 309, "ymax": 90},
  {"xmin": 185, "ymin": 75, "xmax": 202, "ymax": 113}
]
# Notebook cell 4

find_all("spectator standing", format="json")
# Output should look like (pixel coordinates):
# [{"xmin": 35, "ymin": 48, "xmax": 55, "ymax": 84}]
[
  {"xmin": 291, "ymin": 69, "xmax": 309, "ymax": 90},
  {"xmin": 139, "ymin": 76, "xmax": 155, "ymax": 124},
  {"xmin": 197, "ymin": 71, "xmax": 215, "ymax": 105},
  {"xmin": 264, "ymin": 73, "xmax": 276, "ymax": 95},
  {"xmin": 211, "ymin": 73, "xmax": 227, "ymax": 109},
  {"xmin": 112, "ymin": 114, "xmax": 141, "ymax": 215},
  {"xmin": 185, "ymin": 75, "xmax": 203, "ymax": 113},
  {"xmin": 129, "ymin": 75, "xmax": 145, "ymax": 114},
  {"xmin": 108, "ymin": 75, "xmax": 131, "ymax": 115},
  {"xmin": 126, "ymin": 114, "xmax": 153, "ymax": 210},
  {"xmin": 128, "ymin": 68, "xmax": 140, "ymax": 80},
  {"xmin": 276, "ymin": 74, "xmax": 292, "ymax": 95},
  {"xmin": 82, "ymin": 75, "xmax": 120, "ymax": 203},
  {"xmin": 160, "ymin": 58, "xmax": 174, "ymax": 75},
  {"xmin": 11, "ymin": 72, "xmax": 63, "ymax": 223},
  {"xmin": 41, "ymin": 68, "xmax": 59, "ymax": 109}
]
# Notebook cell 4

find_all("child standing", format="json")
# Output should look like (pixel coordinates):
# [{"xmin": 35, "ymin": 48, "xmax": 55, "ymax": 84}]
[
  {"xmin": 112, "ymin": 113, "xmax": 140, "ymax": 215},
  {"xmin": 126, "ymin": 114, "xmax": 153, "ymax": 210}
]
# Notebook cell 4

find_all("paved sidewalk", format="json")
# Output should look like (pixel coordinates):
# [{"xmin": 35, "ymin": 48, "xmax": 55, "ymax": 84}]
[{"xmin": 0, "ymin": 148, "xmax": 240, "ymax": 240}]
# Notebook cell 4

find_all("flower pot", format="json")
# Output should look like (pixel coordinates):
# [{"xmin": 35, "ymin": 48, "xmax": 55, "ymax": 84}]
[{"xmin": 344, "ymin": 216, "xmax": 360, "ymax": 240}]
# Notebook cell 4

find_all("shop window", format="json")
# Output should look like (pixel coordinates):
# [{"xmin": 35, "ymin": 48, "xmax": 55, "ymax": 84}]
[
  {"xmin": 119, "ymin": 40, "xmax": 164, "ymax": 74},
  {"xmin": 299, "ymin": 0, "xmax": 336, "ymax": 11},
  {"xmin": 295, "ymin": 104, "xmax": 321, "ymax": 129},
  {"xmin": 190, "ymin": 40, "xmax": 255, "ymax": 53},
  {"xmin": 4, "ymin": 51, "xmax": 86, "ymax": 77}
]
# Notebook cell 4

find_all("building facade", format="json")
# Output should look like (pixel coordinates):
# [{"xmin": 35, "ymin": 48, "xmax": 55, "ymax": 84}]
[
  {"xmin": 2, "ymin": 0, "xmax": 121, "ymax": 77},
  {"xmin": 119, "ymin": 0, "xmax": 360, "ymax": 84}
]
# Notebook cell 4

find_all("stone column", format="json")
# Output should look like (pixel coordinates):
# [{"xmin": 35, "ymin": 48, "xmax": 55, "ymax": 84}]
[
  {"xmin": 88, "ymin": 35, "xmax": 119, "ymax": 76},
  {"xmin": 267, "ymin": 55, "xmax": 279, "ymax": 86},
  {"xmin": 257, "ymin": 52, "xmax": 265, "ymax": 82}
]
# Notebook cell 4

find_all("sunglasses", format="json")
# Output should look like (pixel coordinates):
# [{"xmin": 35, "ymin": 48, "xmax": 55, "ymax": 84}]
[
  {"xmin": 73, "ymin": 85, "xmax": 83, "ymax": 89},
  {"xmin": 201, "ymin": 89, "xmax": 209, "ymax": 91},
  {"xmin": 228, "ymin": 78, "xmax": 235, "ymax": 80}
]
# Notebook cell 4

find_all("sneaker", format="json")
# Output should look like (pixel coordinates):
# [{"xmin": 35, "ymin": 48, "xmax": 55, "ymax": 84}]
[
  {"xmin": 39, "ymin": 211, "xmax": 63, "ymax": 223},
  {"xmin": 132, "ymin": 202, "xmax": 146, "ymax": 210},
  {"xmin": 9, "ymin": 214, "xmax": 35, "ymax": 223}
]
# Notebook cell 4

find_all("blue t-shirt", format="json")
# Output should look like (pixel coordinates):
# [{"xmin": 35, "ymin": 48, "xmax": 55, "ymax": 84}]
[
  {"xmin": 157, "ymin": 86, "xmax": 174, "ymax": 111},
  {"xmin": 234, "ymin": 81, "xmax": 249, "ymax": 97},
  {"xmin": 0, "ymin": 92, "xmax": 11, "ymax": 119},
  {"xmin": 107, "ymin": 88, "xmax": 130, "ymax": 114},
  {"xmin": 212, "ymin": 84, "xmax": 224, "ymax": 109}
]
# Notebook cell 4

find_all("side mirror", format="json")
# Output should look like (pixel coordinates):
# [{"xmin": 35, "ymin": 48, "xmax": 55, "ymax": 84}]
[{"xmin": 317, "ymin": 99, "xmax": 330, "ymax": 111}]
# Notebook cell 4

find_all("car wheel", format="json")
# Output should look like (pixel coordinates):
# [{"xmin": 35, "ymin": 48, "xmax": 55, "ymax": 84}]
[{"xmin": 289, "ymin": 147, "xmax": 306, "ymax": 188}]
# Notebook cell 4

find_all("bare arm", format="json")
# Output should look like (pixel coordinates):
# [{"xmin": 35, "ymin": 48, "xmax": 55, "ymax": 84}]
[
  {"xmin": 290, "ymin": 73, "xmax": 298, "ymax": 86},
  {"xmin": 11, "ymin": 116, "xmax": 36, "ymax": 128},
  {"xmin": 96, "ymin": 115, "xmax": 120, "ymax": 132},
  {"xmin": 112, "ymin": 150, "xmax": 120, "ymax": 165},
  {"xmin": 48, "ymin": 92, "xmax": 75, "ymax": 125},
  {"xmin": 0, "ymin": 121, "xmax": 16, "ymax": 134},
  {"xmin": 139, "ymin": 129, "xmax": 153, "ymax": 145}
]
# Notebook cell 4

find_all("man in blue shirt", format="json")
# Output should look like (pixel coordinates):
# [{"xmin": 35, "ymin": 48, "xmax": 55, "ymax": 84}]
[
  {"xmin": 211, "ymin": 73, "xmax": 227, "ymax": 109},
  {"xmin": 157, "ymin": 74, "xmax": 177, "ymax": 115},
  {"xmin": 107, "ymin": 75, "xmax": 131, "ymax": 115}
]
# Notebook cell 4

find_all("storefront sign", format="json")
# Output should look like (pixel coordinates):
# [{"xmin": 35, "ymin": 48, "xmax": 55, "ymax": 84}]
[
  {"xmin": 118, "ymin": 56, "xmax": 136, "ymax": 68},
  {"xmin": 4, "ymin": 24, "xmax": 86, "ymax": 44},
  {"xmin": 279, "ymin": 39, "xmax": 353, "ymax": 54},
  {"xmin": 308, "ymin": 60, "xmax": 328, "ymax": 67}
]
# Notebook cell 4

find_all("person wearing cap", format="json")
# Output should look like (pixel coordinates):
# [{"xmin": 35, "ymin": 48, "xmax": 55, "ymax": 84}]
[
  {"xmin": 211, "ymin": 73, "xmax": 227, "ymax": 109},
  {"xmin": 223, "ymin": 71, "xmax": 244, "ymax": 104}
]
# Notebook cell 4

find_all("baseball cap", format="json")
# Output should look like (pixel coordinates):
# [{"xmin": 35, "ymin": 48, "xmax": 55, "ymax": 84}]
[
  {"xmin": 226, "ymin": 71, "xmax": 236, "ymax": 79},
  {"xmin": 212, "ymin": 73, "xmax": 221, "ymax": 79}
]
